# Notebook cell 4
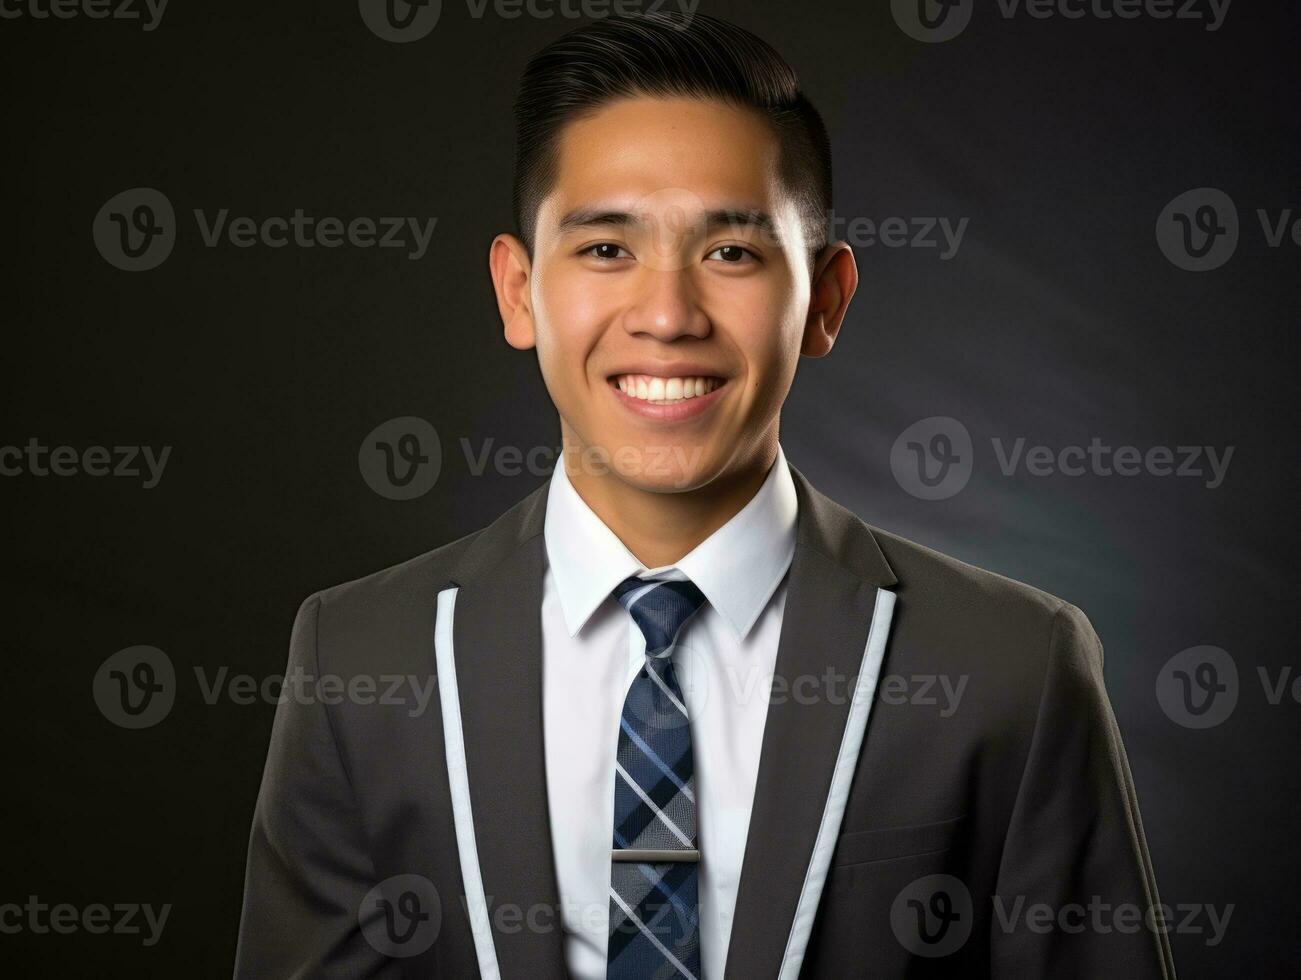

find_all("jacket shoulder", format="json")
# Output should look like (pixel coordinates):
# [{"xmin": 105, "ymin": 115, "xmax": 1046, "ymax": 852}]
[
  {"xmin": 310, "ymin": 527, "xmax": 482, "ymax": 612},
  {"xmin": 305, "ymin": 480, "xmax": 550, "ymax": 616},
  {"xmin": 873, "ymin": 525, "xmax": 1070, "ymax": 617},
  {"xmin": 868, "ymin": 523, "xmax": 1099, "ymax": 666}
]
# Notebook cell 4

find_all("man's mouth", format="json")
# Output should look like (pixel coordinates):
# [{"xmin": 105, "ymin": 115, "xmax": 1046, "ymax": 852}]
[{"xmin": 609, "ymin": 374, "xmax": 725, "ymax": 405}]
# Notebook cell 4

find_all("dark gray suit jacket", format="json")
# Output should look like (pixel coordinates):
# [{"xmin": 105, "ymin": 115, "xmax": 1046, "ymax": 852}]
[{"xmin": 234, "ymin": 465, "xmax": 1176, "ymax": 978}]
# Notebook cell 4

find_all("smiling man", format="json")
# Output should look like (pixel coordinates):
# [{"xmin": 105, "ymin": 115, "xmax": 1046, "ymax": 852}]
[{"xmin": 235, "ymin": 13, "xmax": 1175, "ymax": 980}]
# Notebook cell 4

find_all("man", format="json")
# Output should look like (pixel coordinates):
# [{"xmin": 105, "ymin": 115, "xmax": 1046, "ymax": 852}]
[{"xmin": 235, "ymin": 13, "xmax": 1175, "ymax": 979}]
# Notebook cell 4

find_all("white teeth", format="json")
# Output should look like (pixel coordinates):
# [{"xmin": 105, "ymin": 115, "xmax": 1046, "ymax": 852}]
[{"xmin": 612, "ymin": 375, "xmax": 722, "ymax": 403}]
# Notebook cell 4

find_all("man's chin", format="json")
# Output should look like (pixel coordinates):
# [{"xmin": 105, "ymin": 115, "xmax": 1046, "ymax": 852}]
[{"xmin": 562, "ymin": 440, "xmax": 713, "ymax": 493}]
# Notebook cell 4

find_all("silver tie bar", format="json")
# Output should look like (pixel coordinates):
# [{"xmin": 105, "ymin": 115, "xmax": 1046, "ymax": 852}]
[{"xmin": 611, "ymin": 848, "xmax": 700, "ymax": 863}]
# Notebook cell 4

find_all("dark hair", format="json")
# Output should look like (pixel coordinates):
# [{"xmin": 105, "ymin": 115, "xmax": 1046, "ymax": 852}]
[{"xmin": 512, "ymin": 13, "xmax": 832, "ymax": 263}]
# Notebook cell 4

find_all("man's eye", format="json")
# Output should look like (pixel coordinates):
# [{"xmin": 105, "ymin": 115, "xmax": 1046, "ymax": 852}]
[
  {"xmin": 707, "ymin": 245, "xmax": 753, "ymax": 263},
  {"xmin": 584, "ymin": 243, "xmax": 630, "ymax": 260}
]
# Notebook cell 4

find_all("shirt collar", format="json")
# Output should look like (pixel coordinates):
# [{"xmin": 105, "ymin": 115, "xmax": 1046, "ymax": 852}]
[{"xmin": 543, "ymin": 444, "xmax": 798, "ymax": 640}]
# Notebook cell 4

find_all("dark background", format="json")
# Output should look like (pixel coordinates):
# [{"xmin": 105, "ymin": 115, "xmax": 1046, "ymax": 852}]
[{"xmin": 2, "ymin": 1, "xmax": 1297, "ymax": 976}]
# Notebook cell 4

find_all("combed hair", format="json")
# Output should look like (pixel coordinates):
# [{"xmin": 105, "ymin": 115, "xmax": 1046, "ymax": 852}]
[{"xmin": 512, "ymin": 12, "xmax": 833, "ymax": 262}]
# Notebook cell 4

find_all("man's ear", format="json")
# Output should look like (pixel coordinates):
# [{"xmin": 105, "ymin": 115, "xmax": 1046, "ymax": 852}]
[
  {"xmin": 489, "ymin": 233, "xmax": 536, "ymax": 350},
  {"xmin": 801, "ymin": 241, "xmax": 858, "ymax": 357}
]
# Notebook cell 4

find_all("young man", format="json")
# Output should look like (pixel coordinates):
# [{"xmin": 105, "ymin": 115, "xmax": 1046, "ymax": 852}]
[{"xmin": 235, "ymin": 14, "xmax": 1174, "ymax": 979}]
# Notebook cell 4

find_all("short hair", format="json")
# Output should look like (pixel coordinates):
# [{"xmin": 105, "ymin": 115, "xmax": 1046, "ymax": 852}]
[{"xmin": 512, "ymin": 12, "xmax": 833, "ymax": 263}]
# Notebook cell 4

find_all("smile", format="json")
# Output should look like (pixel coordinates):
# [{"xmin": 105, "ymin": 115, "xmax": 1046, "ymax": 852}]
[
  {"xmin": 611, "ymin": 374, "xmax": 723, "ymax": 404},
  {"xmin": 607, "ymin": 373, "xmax": 728, "ymax": 422}
]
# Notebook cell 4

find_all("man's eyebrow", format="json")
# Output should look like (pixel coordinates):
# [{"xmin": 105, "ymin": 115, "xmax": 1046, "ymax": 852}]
[
  {"xmin": 554, "ymin": 206, "xmax": 778, "ymax": 237},
  {"xmin": 703, "ymin": 208, "xmax": 777, "ymax": 236},
  {"xmin": 556, "ymin": 208, "xmax": 638, "ymax": 232}
]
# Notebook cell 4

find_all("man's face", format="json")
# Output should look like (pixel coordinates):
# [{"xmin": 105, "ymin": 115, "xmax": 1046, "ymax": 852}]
[{"xmin": 519, "ymin": 96, "xmax": 817, "ymax": 492}]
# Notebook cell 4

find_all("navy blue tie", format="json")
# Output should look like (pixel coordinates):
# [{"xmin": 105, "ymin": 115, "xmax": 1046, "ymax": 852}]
[{"xmin": 607, "ymin": 575, "xmax": 707, "ymax": 980}]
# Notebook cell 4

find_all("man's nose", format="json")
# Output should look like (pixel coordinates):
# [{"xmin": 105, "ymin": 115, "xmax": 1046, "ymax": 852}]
[{"xmin": 623, "ymin": 267, "xmax": 711, "ymax": 342}]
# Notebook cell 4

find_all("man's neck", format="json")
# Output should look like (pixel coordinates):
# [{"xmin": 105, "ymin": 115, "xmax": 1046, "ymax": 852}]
[{"xmin": 561, "ymin": 436, "xmax": 779, "ymax": 569}]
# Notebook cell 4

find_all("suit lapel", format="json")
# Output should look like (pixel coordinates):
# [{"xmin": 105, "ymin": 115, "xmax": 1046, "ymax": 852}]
[
  {"xmin": 724, "ymin": 466, "xmax": 898, "ymax": 980},
  {"xmin": 442, "ymin": 484, "xmax": 568, "ymax": 980},
  {"xmin": 435, "ymin": 465, "xmax": 898, "ymax": 979}
]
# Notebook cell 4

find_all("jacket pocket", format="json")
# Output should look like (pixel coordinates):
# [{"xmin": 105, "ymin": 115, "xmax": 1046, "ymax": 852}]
[{"xmin": 830, "ymin": 814, "xmax": 966, "ymax": 868}]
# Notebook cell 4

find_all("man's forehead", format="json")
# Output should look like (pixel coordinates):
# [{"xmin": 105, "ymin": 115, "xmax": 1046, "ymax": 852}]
[{"xmin": 541, "ymin": 96, "xmax": 784, "ymax": 221}]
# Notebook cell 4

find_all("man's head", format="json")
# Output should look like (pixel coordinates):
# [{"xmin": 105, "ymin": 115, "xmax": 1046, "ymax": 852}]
[{"xmin": 489, "ymin": 13, "xmax": 858, "ymax": 495}]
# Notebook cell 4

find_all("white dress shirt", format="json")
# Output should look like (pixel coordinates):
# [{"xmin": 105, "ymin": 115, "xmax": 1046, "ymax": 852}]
[{"xmin": 541, "ymin": 444, "xmax": 798, "ymax": 980}]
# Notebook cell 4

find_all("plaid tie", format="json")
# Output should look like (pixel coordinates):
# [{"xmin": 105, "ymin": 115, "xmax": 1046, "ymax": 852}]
[{"xmin": 607, "ymin": 575, "xmax": 707, "ymax": 980}]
